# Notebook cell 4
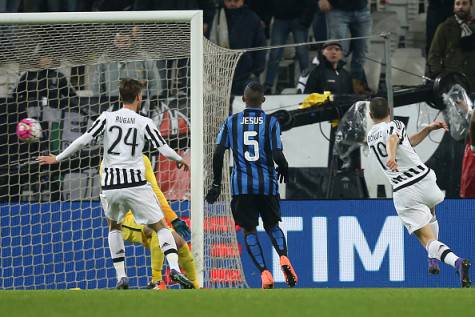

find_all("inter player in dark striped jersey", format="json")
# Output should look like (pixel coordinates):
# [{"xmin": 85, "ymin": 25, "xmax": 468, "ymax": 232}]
[
  {"xmin": 206, "ymin": 82, "xmax": 297, "ymax": 289},
  {"xmin": 367, "ymin": 97, "xmax": 471, "ymax": 287},
  {"xmin": 37, "ymin": 78, "xmax": 194, "ymax": 289}
]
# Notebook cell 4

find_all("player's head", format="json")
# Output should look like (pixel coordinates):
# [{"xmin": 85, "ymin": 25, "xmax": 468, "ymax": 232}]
[
  {"xmin": 242, "ymin": 81, "xmax": 265, "ymax": 108},
  {"xmin": 369, "ymin": 97, "xmax": 391, "ymax": 121},
  {"xmin": 454, "ymin": 0, "xmax": 472, "ymax": 19},
  {"xmin": 119, "ymin": 78, "xmax": 144, "ymax": 110}
]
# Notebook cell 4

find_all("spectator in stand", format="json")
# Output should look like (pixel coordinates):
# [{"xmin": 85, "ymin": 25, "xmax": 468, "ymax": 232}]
[
  {"xmin": 91, "ymin": 31, "xmax": 161, "ymax": 100},
  {"xmin": 426, "ymin": 0, "xmax": 455, "ymax": 56},
  {"xmin": 303, "ymin": 41, "xmax": 357, "ymax": 171},
  {"xmin": 133, "ymin": 0, "xmax": 215, "ymax": 37},
  {"xmin": 133, "ymin": 0, "xmax": 215, "ymax": 95},
  {"xmin": 427, "ymin": 0, "xmax": 475, "ymax": 90},
  {"xmin": 303, "ymin": 41, "xmax": 352, "ymax": 94},
  {"xmin": 264, "ymin": 0, "xmax": 315, "ymax": 94},
  {"xmin": 318, "ymin": 0, "xmax": 372, "ymax": 94},
  {"xmin": 460, "ymin": 109, "xmax": 475, "ymax": 197},
  {"xmin": 209, "ymin": 0, "xmax": 266, "ymax": 95}
]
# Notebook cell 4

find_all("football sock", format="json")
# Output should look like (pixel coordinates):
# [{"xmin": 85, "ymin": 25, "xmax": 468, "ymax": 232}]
[
  {"xmin": 265, "ymin": 225, "xmax": 287, "ymax": 257},
  {"xmin": 156, "ymin": 228, "xmax": 180, "ymax": 272},
  {"xmin": 244, "ymin": 232, "xmax": 267, "ymax": 272},
  {"xmin": 429, "ymin": 216, "xmax": 439, "ymax": 240},
  {"xmin": 426, "ymin": 240, "xmax": 459, "ymax": 268},
  {"xmin": 148, "ymin": 231, "xmax": 164, "ymax": 282},
  {"xmin": 178, "ymin": 243, "xmax": 198, "ymax": 288},
  {"xmin": 108, "ymin": 229, "xmax": 126, "ymax": 279}
]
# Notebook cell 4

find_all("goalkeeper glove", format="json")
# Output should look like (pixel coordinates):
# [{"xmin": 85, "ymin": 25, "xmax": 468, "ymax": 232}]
[
  {"xmin": 171, "ymin": 218, "xmax": 191, "ymax": 242},
  {"xmin": 205, "ymin": 183, "xmax": 221, "ymax": 204},
  {"xmin": 276, "ymin": 165, "xmax": 289, "ymax": 183}
]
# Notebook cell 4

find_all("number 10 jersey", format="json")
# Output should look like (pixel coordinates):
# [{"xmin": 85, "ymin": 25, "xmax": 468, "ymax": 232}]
[{"xmin": 366, "ymin": 120, "xmax": 430, "ymax": 192}]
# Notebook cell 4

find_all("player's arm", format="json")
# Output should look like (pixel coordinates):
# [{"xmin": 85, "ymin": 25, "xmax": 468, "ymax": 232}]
[
  {"xmin": 386, "ymin": 133, "xmax": 399, "ymax": 172},
  {"xmin": 205, "ymin": 121, "xmax": 229, "ymax": 204},
  {"xmin": 37, "ymin": 113, "xmax": 106, "ymax": 165},
  {"xmin": 271, "ymin": 118, "xmax": 288, "ymax": 183},
  {"xmin": 409, "ymin": 121, "xmax": 448, "ymax": 146},
  {"xmin": 144, "ymin": 120, "xmax": 189, "ymax": 170}
]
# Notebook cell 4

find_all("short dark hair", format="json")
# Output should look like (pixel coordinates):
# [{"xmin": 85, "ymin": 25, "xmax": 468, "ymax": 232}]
[
  {"xmin": 243, "ymin": 81, "xmax": 265, "ymax": 107},
  {"xmin": 119, "ymin": 78, "xmax": 144, "ymax": 104},
  {"xmin": 369, "ymin": 97, "xmax": 390, "ymax": 119}
]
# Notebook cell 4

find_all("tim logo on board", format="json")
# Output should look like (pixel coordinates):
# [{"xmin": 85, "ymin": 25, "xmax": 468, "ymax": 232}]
[{"xmin": 238, "ymin": 199, "xmax": 474, "ymax": 288}]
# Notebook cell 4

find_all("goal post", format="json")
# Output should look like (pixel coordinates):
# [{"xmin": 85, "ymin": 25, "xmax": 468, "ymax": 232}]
[{"xmin": 0, "ymin": 11, "xmax": 246, "ymax": 289}]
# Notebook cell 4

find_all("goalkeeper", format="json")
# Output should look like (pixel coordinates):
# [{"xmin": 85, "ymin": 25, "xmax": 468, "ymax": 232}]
[{"xmin": 101, "ymin": 155, "xmax": 198, "ymax": 289}]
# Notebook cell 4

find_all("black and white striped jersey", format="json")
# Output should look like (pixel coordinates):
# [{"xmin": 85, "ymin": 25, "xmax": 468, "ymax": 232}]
[
  {"xmin": 366, "ymin": 120, "xmax": 430, "ymax": 192},
  {"xmin": 56, "ymin": 107, "xmax": 182, "ymax": 190}
]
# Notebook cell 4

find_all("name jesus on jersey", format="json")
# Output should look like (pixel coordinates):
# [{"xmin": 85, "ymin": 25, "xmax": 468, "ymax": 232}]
[
  {"xmin": 367, "ymin": 120, "xmax": 430, "ymax": 192},
  {"xmin": 216, "ymin": 108, "xmax": 281, "ymax": 196}
]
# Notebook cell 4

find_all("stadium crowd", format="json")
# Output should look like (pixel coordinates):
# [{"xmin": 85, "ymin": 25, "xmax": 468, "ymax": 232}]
[{"xmin": 0, "ymin": 0, "xmax": 475, "ymax": 201}]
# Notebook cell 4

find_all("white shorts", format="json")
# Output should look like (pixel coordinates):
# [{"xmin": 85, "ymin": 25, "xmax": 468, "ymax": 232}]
[
  {"xmin": 100, "ymin": 184, "xmax": 164, "ymax": 225},
  {"xmin": 393, "ymin": 170, "xmax": 445, "ymax": 234}
]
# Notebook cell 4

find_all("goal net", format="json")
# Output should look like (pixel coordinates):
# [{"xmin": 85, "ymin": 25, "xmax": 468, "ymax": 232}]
[{"xmin": 0, "ymin": 11, "xmax": 246, "ymax": 289}]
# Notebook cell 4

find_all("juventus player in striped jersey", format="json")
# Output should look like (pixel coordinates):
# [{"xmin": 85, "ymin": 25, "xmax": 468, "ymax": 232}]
[
  {"xmin": 367, "ymin": 97, "xmax": 471, "ymax": 287},
  {"xmin": 37, "ymin": 78, "xmax": 194, "ymax": 289}
]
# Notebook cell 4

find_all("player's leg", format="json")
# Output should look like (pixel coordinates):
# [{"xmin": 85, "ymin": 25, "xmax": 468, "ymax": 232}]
[
  {"xmin": 100, "ymin": 189, "xmax": 129, "ymax": 289},
  {"xmin": 173, "ymin": 231, "xmax": 199, "ymax": 289},
  {"xmin": 231, "ymin": 195, "xmax": 273, "ymax": 289},
  {"xmin": 414, "ymin": 225, "xmax": 471, "ymax": 287},
  {"xmin": 147, "ymin": 220, "xmax": 194, "ymax": 289},
  {"xmin": 128, "ymin": 185, "xmax": 194, "ymax": 289},
  {"xmin": 108, "ymin": 218, "xmax": 128, "ymax": 289},
  {"xmin": 141, "ymin": 225, "xmax": 166, "ymax": 289},
  {"xmin": 261, "ymin": 195, "xmax": 297, "ymax": 287},
  {"xmin": 428, "ymin": 207, "xmax": 440, "ymax": 274}
]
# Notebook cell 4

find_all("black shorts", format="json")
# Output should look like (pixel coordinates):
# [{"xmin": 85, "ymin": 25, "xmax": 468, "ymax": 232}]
[{"xmin": 230, "ymin": 195, "xmax": 281, "ymax": 230}]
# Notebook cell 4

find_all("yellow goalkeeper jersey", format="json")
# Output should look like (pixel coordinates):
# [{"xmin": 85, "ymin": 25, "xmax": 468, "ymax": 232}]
[{"xmin": 99, "ymin": 155, "xmax": 178, "ymax": 223}]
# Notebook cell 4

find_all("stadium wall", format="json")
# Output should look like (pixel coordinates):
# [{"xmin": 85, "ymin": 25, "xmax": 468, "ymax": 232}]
[{"xmin": 1, "ymin": 199, "xmax": 474, "ymax": 289}]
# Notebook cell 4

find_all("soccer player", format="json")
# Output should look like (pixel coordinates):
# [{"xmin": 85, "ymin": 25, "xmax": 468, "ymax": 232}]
[
  {"xmin": 367, "ymin": 97, "xmax": 471, "ymax": 287},
  {"xmin": 37, "ymin": 78, "xmax": 194, "ymax": 289},
  {"xmin": 105, "ymin": 155, "xmax": 198, "ymax": 289},
  {"xmin": 205, "ymin": 82, "xmax": 297, "ymax": 289}
]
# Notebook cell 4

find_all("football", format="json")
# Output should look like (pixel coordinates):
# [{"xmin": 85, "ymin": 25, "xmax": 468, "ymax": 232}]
[{"xmin": 16, "ymin": 118, "xmax": 42, "ymax": 143}]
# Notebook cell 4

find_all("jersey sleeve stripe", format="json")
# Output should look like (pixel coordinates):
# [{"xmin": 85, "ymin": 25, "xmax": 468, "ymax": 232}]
[
  {"xmin": 152, "ymin": 128, "xmax": 166, "ymax": 146},
  {"xmin": 145, "ymin": 124, "xmax": 161, "ymax": 149},
  {"xmin": 92, "ymin": 119, "xmax": 106, "ymax": 138}
]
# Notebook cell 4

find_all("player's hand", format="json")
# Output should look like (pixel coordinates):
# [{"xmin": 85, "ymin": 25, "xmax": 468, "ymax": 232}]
[
  {"xmin": 205, "ymin": 184, "xmax": 221, "ymax": 204},
  {"xmin": 319, "ymin": 0, "xmax": 332, "ymax": 12},
  {"xmin": 276, "ymin": 165, "xmax": 289, "ymax": 183},
  {"xmin": 171, "ymin": 218, "xmax": 191, "ymax": 242},
  {"xmin": 176, "ymin": 160, "xmax": 189, "ymax": 171},
  {"xmin": 386, "ymin": 157, "xmax": 398, "ymax": 172},
  {"xmin": 36, "ymin": 154, "xmax": 58, "ymax": 165},
  {"xmin": 428, "ymin": 121, "xmax": 448, "ymax": 132}
]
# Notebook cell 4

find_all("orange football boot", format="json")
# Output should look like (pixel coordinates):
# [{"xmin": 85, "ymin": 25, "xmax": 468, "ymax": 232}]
[{"xmin": 280, "ymin": 256, "xmax": 298, "ymax": 287}]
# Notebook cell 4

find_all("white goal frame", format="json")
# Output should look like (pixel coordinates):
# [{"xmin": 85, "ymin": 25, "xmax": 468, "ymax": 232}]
[{"xmin": 0, "ymin": 10, "xmax": 205, "ymax": 287}]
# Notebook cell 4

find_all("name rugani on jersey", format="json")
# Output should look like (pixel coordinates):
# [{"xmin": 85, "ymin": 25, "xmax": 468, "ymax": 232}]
[
  {"xmin": 367, "ymin": 120, "xmax": 430, "ymax": 192},
  {"xmin": 88, "ymin": 108, "xmax": 167, "ymax": 190}
]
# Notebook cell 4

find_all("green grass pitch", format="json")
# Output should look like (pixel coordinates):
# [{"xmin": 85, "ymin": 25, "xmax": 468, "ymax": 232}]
[{"xmin": 0, "ymin": 289, "xmax": 473, "ymax": 317}]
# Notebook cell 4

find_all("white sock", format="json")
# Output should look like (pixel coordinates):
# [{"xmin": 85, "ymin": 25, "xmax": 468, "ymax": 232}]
[
  {"xmin": 426, "ymin": 240, "xmax": 459, "ymax": 268},
  {"xmin": 108, "ymin": 229, "xmax": 126, "ymax": 279},
  {"xmin": 156, "ymin": 228, "xmax": 180, "ymax": 272}
]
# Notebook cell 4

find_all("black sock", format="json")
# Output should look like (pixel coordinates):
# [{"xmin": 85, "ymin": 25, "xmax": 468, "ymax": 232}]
[{"xmin": 244, "ymin": 232, "xmax": 267, "ymax": 272}]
